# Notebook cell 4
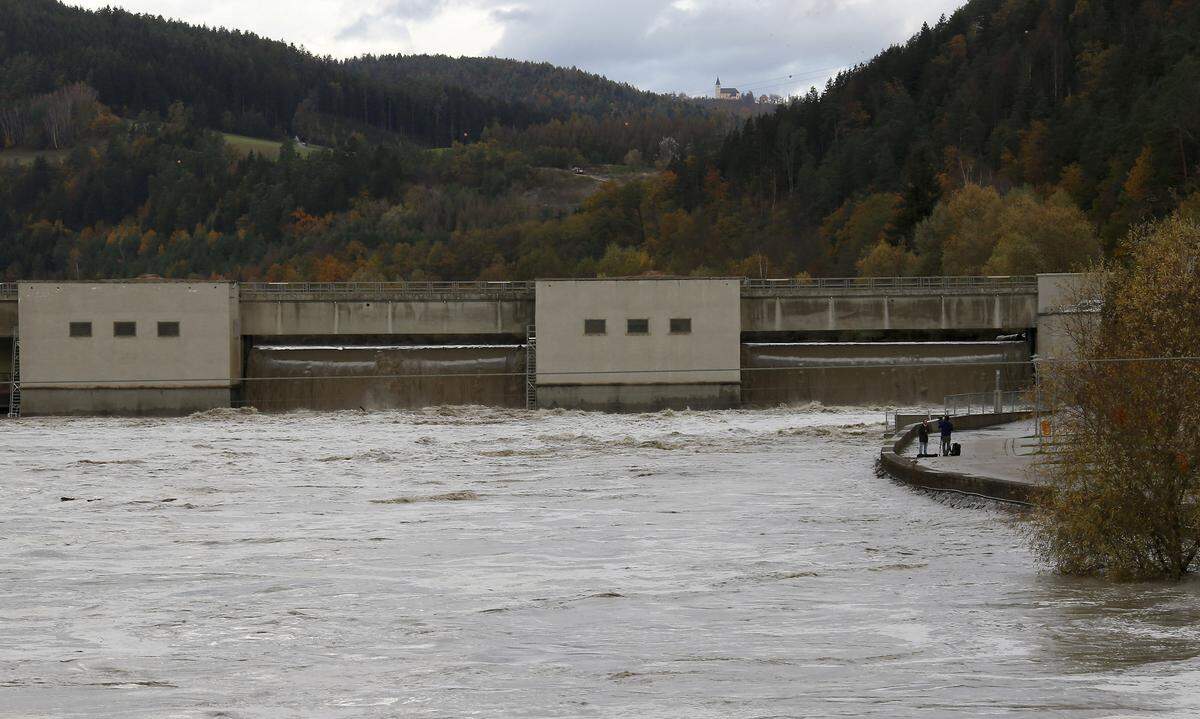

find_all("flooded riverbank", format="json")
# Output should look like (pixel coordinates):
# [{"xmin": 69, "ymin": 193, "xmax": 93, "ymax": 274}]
[{"xmin": 2, "ymin": 407, "xmax": 1198, "ymax": 717}]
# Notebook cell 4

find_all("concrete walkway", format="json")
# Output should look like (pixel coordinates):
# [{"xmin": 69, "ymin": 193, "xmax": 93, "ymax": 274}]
[
  {"xmin": 879, "ymin": 413, "xmax": 1046, "ymax": 503},
  {"xmin": 904, "ymin": 419, "xmax": 1046, "ymax": 486}
]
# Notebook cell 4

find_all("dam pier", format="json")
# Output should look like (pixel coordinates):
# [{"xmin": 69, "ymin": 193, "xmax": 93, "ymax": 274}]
[{"xmin": 0, "ymin": 275, "xmax": 1081, "ymax": 415}]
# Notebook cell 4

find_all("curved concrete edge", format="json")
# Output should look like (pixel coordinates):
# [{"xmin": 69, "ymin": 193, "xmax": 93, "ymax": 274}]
[{"xmin": 879, "ymin": 412, "xmax": 1040, "ymax": 505}]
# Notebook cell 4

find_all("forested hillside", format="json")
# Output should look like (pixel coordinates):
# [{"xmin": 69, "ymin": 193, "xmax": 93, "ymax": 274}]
[
  {"xmin": 0, "ymin": 0, "xmax": 547, "ymax": 145},
  {"xmin": 715, "ymin": 0, "xmax": 1200, "ymax": 274},
  {"xmin": 350, "ymin": 55, "xmax": 673, "ymax": 120},
  {"xmin": 1, "ymin": 0, "xmax": 1199, "ymax": 282}
]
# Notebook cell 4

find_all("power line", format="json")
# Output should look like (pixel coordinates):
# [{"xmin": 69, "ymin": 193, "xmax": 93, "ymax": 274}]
[
  {"xmin": 730, "ymin": 63, "xmax": 852, "ymax": 92},
  {"xmin": 12, "ymin": 355, "xmax": 1200, "ymax": 387},
  {"xmin": 719, "ymin": 63, "xmax": 860, "ymax": 99},
  {"xmin": 693, "ymin": 62, "xmax": 853, "ymax": 97}
]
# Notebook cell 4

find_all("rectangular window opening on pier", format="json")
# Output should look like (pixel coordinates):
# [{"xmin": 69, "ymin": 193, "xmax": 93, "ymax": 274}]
[
  {"xmin": 670, "ymin": 318, "xmax": 692, "ymax": 334},
  {"xmin": 69, "ymin": 321, "xmax": 92, "ymax": 338},
  {"xmin": 113, "ymin": 321, "xmax": 137, "ymax": 338},
  {"xmin": 584, "ymin": 319, "xmax": 607, "ymax": 335},
  {"xmin": 627, "ymin": 319, "xmax": 650, "ymax": 335},
  {"xmin": 157, "ymin": 321, "xmax": 181, "ymax": 338}
]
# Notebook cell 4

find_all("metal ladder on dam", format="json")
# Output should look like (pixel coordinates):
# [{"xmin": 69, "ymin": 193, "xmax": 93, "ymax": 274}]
[
  {"xmin": 7, "ymin": 331, "xmax": 21, "ymax": 418},
  {"xmin": 525, "ymin": 325, "xmax": 537, "ymax": 410}
]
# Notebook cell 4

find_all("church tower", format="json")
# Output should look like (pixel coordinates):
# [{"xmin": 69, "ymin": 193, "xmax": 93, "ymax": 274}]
[{"xmin": 714, "ymin": 77, "xmax": 722, "ymax": 99}]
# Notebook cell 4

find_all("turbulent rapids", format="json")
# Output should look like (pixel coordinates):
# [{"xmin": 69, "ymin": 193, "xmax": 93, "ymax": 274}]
[{"xmin": 3, "ymin": 406, "xmax": 1200, "ymax": 717}]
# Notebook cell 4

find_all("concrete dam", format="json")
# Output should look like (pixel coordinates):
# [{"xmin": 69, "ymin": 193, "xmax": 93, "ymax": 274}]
[{"xmin": 2, "ymin": 275, "xmax": 1071, "ymax": 415}]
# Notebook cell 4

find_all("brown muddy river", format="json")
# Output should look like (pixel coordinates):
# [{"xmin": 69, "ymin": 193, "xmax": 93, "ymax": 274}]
[{"xmin": 2, "ymin": 407, "xmax": 1199, "ymax": 717}]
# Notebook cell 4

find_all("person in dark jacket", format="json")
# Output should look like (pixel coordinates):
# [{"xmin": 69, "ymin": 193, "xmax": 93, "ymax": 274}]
[
  {"xmin": 938, "ymin": 415, "xmax": 954, "ymax": 456},
  {"xmin": 917, "ymin": 420, "xmax": 930, "ymax": 457}
]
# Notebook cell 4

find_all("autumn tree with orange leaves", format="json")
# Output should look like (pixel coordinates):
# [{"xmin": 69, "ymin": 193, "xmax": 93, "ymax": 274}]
[{"xmin": 1031, "ymin": 214, "xmax": 1200, "ymax": 580}]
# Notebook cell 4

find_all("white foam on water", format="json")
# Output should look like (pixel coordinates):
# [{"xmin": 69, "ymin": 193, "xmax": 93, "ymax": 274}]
[{"xmin": 1, "ymin": 408, "xmax": 1197, "ymax": 717}]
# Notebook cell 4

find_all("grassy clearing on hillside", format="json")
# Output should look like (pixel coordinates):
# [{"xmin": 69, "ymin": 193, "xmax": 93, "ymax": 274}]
[
  {"xmin": 525, "ymin": 166, "xmax": 658, "ymax": 212},
  {"xmin": 526, "ymin": 167, "xmax": 606, "ymax": 212},
  {"xmin": 585, "ymin": 164, "xmax": 657, "ymax": 182},
  {"xmin": 221, "ymin": 133, "xmax": 319, "ymax": 160},
  {"xmin": 0, "ymin": 148, "xmax": 72, "ymax": 166}
]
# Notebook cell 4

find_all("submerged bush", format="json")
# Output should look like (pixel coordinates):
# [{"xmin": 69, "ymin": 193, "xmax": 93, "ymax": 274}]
[{"xmin": 1030, "ymin": 215, "xmax": 1200, "ymax": 581}]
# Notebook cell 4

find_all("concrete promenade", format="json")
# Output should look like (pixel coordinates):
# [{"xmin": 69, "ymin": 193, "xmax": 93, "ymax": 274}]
[
  {"xmin": 880, "ymin": 415, "xmax": 1046, "ymax": 504},
  {"xmin": 908, "ymin": 420, "xmax": 1043, "ymax": 485}
]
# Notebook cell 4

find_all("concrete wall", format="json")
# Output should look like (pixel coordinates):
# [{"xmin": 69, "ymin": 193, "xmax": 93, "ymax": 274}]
[
  {"xmin": 17, "ymin": 282, "xmax": 239, "ymax": 415},
  {"xmin": 742, "ymin": 292, "xmax": 1038, "ymax": 333},
  {"xmin": 21, "ymin": 388, "xmax": 231, "ymax": 417},
  {"xmin": 536, "ymin": 383, "xmax": 740, "ymax": 412},
  {"xmin": 1035, "ymin": 273, "xmax": 1099, "ymax": 360},
  {"xmin": 240, "ymin": 299, "xmax": 532, "ymax": 336},
  {"xmin": 535, "ymin": 279, "xmax": 741, "ymax": 386},
  {"xmin": 1036, "ymin": 273, "xmax": 1092, "ymax": 314}
]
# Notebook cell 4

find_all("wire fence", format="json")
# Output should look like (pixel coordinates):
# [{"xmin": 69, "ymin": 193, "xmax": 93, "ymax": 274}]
[
  {"xmin": 943, "ymin": 390, "xmax": 1034, "ymax": 417},
  {"xmin": 5, "ymin": 358, "xmax": 1033, "ymax": 387},
  {"xmin": 11, "ymin": 354, "xmax": 1200, "ymax": 387}
]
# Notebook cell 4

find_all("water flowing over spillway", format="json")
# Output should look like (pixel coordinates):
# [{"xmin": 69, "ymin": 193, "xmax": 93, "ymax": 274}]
[
  {"xmin": 741, "ymin": 341, "xmax": 1032, "ymax": 406},
  {"xmin": 242, "ymin": 341, "xmax": 1032, "ymax": 412},
  {"xmin": 245, "ymin": 345, "xmax": 527, "ymax": 410},
  {"xmin": 3, "ymin": 408, "xmax": 1199, "ymax": 717}
]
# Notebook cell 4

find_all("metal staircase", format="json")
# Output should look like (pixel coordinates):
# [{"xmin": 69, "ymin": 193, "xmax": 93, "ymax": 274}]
[
  {"xmin": 525, "ymin": 325, "xmax": 537, "ymax": 410},
  {"xmin": 7, "ymin": 331, "xmax": 20, "ymax": 418}
]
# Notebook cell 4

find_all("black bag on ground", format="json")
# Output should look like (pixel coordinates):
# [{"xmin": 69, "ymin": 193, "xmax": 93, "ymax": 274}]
[{"xmin": 951, "ymin": 442, "xmax": 962, "ymax": 456}]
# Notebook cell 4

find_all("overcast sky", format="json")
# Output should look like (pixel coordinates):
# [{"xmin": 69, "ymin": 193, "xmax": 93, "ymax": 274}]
[{"xmin": 71, "ymin": 0, "xmax": 965, "ymax": 97}]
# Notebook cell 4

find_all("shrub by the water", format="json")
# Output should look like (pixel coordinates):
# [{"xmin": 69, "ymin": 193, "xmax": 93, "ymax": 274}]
[{"xmin": 1030, "ymin": 215, "xmax": 1200, "ymax": 581}]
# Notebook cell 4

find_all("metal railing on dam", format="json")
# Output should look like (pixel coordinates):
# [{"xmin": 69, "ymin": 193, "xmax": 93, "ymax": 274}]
[
  {"xmin": 0, "ymin": 283, "xmax": 15, "ymax": 300},
  {"xmin": 741, "ymin": 276, "xmax": 1038, "ymax": 296},
  {"xmin": 235, "ymin": 276, "xmax": 1038, "ymax": 301},
  {"xmin": 240, "ymin": 281, "xmax": 535, "ymax": 301}
]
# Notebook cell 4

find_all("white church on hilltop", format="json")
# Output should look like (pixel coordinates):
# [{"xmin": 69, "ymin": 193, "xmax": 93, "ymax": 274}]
[{"xmin": 713, "ymin": 77, "xmax": 740, "ymax": 100}]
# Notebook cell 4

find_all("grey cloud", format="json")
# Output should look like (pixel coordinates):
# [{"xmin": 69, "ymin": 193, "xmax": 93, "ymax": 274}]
[
  {"xmin": 336, "ymin": 0, "xmax": 448, "ymax": 42},
  {"xmin": 336, "ymin": 14, "xmax": 381, "ymax": 41},
  {"xmin": 383, "ymin": 0, "xmax": 451, "ymax": 19},
  {"xmin": 490, "ymin": 6, "xmax": 533, "ymax": 23},
  {"xmin": 483, "ymin": 0, "xmax": 963, "ymax": 95}
]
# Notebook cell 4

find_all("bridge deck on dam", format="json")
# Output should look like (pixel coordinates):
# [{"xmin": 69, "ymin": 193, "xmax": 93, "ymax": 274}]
[
  {"xmin": 2, "ymin": 277, "xmax": 1044, "ymax": 338},
  {"xmin": 239, "ymin": 281, "xmax": 535, "ymax": 336},
  {"xmin": 740, "ymin": 276, "xmax": 1039, "ymax": 333}
]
